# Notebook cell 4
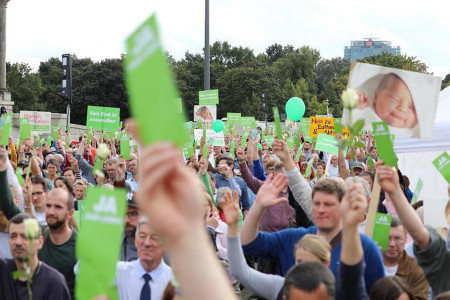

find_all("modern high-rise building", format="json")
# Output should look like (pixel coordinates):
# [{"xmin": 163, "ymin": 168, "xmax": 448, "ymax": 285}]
[{"xmin": 344, "ymin": 38, "xmax": 401, "ymax": 61}]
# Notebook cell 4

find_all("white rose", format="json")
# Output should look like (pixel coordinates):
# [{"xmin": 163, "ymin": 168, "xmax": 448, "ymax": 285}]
[
  {"xmin": 341, "ymin": 89, "xmax": 359, "ymax": 109},
  {"xmin": 23, "ymin": 218, "xmax": 40, "ymax": 239},
  {"xmin": 96, "ymin": 143, "xmax": 110, "ymax": 160}
]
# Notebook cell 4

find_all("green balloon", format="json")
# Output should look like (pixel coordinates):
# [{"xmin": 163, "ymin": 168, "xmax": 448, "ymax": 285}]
[
  {"xmin": 212, "ymin": 120, "xmax": 224, "ymax": 133},
  {"xmin": 285, "ymin": 97, "xmax": 305, "ymax": 121}
]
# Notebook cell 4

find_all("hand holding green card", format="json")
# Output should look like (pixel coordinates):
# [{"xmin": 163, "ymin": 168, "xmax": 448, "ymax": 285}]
[
  {"xmin": 124, "ymin": 14, "xmax": 186, "ymax": 148},
  {"xmin": 120, "ymin": 132, "xmax": 131, "ymax": 159},
  {"xmin": 272, "ymin": 107, "xmax": 283, "ymax": 140},
  {"xmin": 372, "ymin": 213, "xmax": 392, "ymax": 251},
  {"xmin": 0, "ymin": 113, "xmax": 12, "ymax": 146},
  {"xmin": 76, "ymin": 187, "xmax": 126, "ymax": 300},
  {"xmin": 433, "ymin": 152, "xmax": 450, "ymax": 183}
]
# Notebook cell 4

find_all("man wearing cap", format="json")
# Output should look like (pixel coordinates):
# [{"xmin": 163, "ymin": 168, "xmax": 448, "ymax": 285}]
[
  {"xmin": 215, "ymin": 153, "xmax": 250, "ymax": 218},
  {"xmin": 116, "ymin": 216, "xmax": 172, "ymax": 300},
  {"xmin": 351, "ymin": 161, "xmax": 366, "ymax": 176},
  {"xmin": 120, "ymin": 192, "xmax": 141, "ymax": 261}
]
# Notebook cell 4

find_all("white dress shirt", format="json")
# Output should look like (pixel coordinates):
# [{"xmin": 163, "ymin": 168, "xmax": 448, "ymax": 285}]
[
  {"xmin": 126, "ymin": 177, "xmax": 139, "ymax": 192},
  {"xmin": 116, "ymin": 258, "xmax": 173, "ymax": 300}
]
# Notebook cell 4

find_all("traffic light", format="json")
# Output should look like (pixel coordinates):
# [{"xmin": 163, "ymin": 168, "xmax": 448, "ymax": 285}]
[{"xmin": 61, "ymin": 54, "xmax": 72, "ymax": 101}]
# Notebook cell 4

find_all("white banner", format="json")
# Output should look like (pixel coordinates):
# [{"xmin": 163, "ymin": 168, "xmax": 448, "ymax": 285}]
[{"xmin": 19, "ymin": 111, "xmax": 51, "ymax": 133}]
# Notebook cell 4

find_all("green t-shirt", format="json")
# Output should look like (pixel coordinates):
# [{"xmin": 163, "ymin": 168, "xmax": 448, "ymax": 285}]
[{"xmin": 38, "ymin": 229, "xmax": 77, "ymax": 297}]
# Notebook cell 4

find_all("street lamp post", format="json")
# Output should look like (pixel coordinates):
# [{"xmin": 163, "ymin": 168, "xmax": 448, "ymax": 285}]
[{"xmin": 262, "ymin": 93, "xmax": 267, "ymax": 126}]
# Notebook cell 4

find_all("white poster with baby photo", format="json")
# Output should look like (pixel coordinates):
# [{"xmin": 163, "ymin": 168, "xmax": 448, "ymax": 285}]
[
  {"xmin": 193, "ymin": 105, "xmax": 217, "ymax": 123},
  {"xmin": 342, "ymin": 63, "xmax": 442, "ymax": 139}
]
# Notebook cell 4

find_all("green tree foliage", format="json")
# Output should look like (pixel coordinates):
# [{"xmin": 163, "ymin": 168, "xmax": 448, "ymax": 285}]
[
  {"xmin": 6, "ymin": 43, "xmax": 431, "ymax": 125},
  {"xmin": 6, "ymin": 63, "xmax": 45, "ymax": 112},
  {"xmin": 442, "ymin": 73, "xmax": 450, "ymax": 90}
]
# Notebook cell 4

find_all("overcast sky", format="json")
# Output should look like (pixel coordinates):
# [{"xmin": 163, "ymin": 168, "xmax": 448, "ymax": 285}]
[{"xmin": 5, "ymin": 0, "xmax": 450, "ymax": 78}]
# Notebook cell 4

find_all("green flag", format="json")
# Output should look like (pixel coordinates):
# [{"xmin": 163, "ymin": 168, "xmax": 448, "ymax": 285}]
[
  {"xmin": 20, "ymin": 118, "xmax": 31, "ymax": 142},
  {"xmin": 372, "ymin": 213, "xmax": 392, "ymax": 251},
  {"xmin": 120, "ymin": 132, "xmax": 131, "ymax": 159},
  {"xmin": 76, "ymin": 187, "xmax": 126, "ymax": 300},
  {"xmin": 432, "ymin": 152, "xmax": 450, "ymax": 183},
  {"xmin": 372, "ymin": 122, "xmax": 397, "ymax": 167},
  {"xmin": 272, "ymin": 107, "xmax": 283, "ymax": 140},
  {"xmin": 410, "ymin": 178, "xmax": 424, "ymax": 205},
  {"xmin": 0, "ymin": 113, "xmax": 13, "ymax": 146},
  {"xmin": 124, "ymin": 14, "xmax": 186, "ymax": 148}
]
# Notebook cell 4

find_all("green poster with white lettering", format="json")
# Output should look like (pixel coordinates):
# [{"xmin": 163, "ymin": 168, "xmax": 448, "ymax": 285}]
[
  {"xmin": 120, "ymin": 132, "xmax": 130, "ymax": 160},
  {"xmin": 0, "ymin": 113, "xmax": 12, "ymax": 146},
  {"xmin": 124, "ymin": 14, "xmax": 186, "ymax": 148},
  {"xmin": 432, "ymin": 152, "xmax": 450, "ymax": 183},
  {"xmin": 264, "ymin": 135, "xmax": 275, "ymax": 147},
  {"xmin": 227, "ymin": 113, "xmax": 241, "ymax": 126},
  {"xmin": 76, "ymin": 187, "xmax": 126, "ymax": 300},
  {"xmin": 20, "ymin": 118, "xmax": 31, "ymax": 141},
  {"xmin": 86, "ymin": 106, "xmax": 121, "ymax": 132},
  {"xmin": 372, "ymin": 213, "xmax": 392, "ymax": 251},
  {"xmin": 199, "ymin": 89, "xmax": 219, "ymax": 105},
  {"xmin": 410, "ymin": 178, "xmax": 423, "ymax": 205},
  {"xmin": 315, "ymin": 134, "xmax": 339, "ymax": 155},
  {"xmin": 372, "ymin": 121, "xmax": 397, "ymax": 167},
  {"xmin": 272, "ymin": 107, "xmax": 283, "ymax": 140}
]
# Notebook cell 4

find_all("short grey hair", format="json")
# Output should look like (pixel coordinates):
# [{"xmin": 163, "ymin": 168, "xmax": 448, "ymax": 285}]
[
  {"xmin": 135, "ymin": 216, "xmax": 149, "ymax": 236},
  {"xmin": 345, "ymin": 176, "xmax": 371, "ymax": 200}
]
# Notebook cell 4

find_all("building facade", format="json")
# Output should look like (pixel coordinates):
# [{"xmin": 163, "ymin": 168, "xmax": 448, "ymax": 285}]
[{"xmin": 344, "ymin": 38, "xmax": 401, "ymax": 61}]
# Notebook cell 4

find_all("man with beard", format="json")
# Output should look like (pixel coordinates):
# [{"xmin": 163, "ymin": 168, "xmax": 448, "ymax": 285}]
[
  {"xmin": 0, "ymin": 213, "xmax": 70, "ymax": 300},
  {"xmin": 38, "ymin": 188, "xmax": 77, "ymax": 298},
  {"xmin": 120, "ymin": 192, "xmax": 141, "ymax": 261},
  {"xmin": 126, "ymin": 157, "xmax": 140, "ymax": 192}
]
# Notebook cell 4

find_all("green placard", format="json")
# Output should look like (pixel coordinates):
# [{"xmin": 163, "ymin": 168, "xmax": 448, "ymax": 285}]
[
  {"xmin": 124, "ymin": 14, "xmax": 187, "ymax": 148},
  {"xmin": 286, "ymin": 137, "xmax": 294, "ymax": 149},
  {"xmin": 175, "ymin": 97, "xmax": 183, "ymax": 113},
  {"xmin": 0, "ymin": 113, "xmax": 13, "ymax": 146},
  {"xmin": 334, "ymin": 119, "xmax": 343, "ymax": 134},
  {"xmin": 372, "ymin": 122, "xmax": 397, "ymax": 167},
  {"xmin": 264, "ymin": 135, "xmax": 275, "ymax": 148},
  {"xmin": 53, "ymin": 127, "xmax": 59, "ymax": 141},
  {"xmin": 295, "ymin": 143, "xmax": 304, "ymax": 162},
  {"xmin": 86, "ymin": 106, "xmax": 121, "ymax": 132},
  {"xmin": 240, "ymin": 117, "xmax": 255, "ymax": 129},
  {"xmin": 199, "ymin": 89, "xmax": 219, "ymax": 105},
  {"xmin": 303, "ymin": 158, "xmax": 314, "ymax": 178},
  {"xmin": 315, "ymin": 133, "xmax": 339, "ymax": 155},
  {"xmin": 20, "ymin": 118, "xmax": 31, "ymax": 141},
  {"xmin": 47, "ymin": 136, "xmax": 52, "ymax": 147},
  {"xmin": 182, "ymin": 140, "xmax": 194, "ymax": 158},
  {"xmin": 73, "ymin": 211, "xmax": 81, "ymax": 229},
  {"xmin": 432, "ymin": 152, "xmax": 450, "ymax": 183},
  {"xmin": 15, "ymin": 168, "xmax": 23, "ymax": 185},
  {"xmin": 227, "ymin": 113, "xmax": 241, "ymax": 126},
  {"xmin": 372, "ymin": 213, "xmax": 392, "ymax": 251},
  {"xmin": 272, "ymin": 107, "xmax": 283, "ymax": 140},
  {"xmin": 410, "ymin": 178, "xmax": 423, "ymax": 205},
  {"xmin": 120, "ymin": 132, "xmax": 130, "ymax": 159},
  {"xmin": 298, "ymin": 118, "xmax": 310, "ymax": 135},
  {"xmin": 203, "ymin": 143, "xmax": 209, "ymax": 159},
  {"xmin": 241, "ymin": 132, "xmax": 248, "ymax": 148},
  {"xmin": 76, "ymin": 187, "xmax": 126, "ymax": 300}
]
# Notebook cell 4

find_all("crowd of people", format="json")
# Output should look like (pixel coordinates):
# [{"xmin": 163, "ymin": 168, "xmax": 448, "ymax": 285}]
[{"xmin": 0, "ymin": 119, "xmax": 449, "ymax": 300}]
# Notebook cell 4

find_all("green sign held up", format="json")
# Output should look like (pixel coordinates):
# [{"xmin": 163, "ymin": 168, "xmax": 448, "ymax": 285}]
[
  {"xmin": 124, "ymin": 14, "xmax": 187, "ymax": 148},
  {"xmin": 86, "ymin": 106, "xmax": 121, "ymax": 132},
  {"xmin": 372, "ymin": 121, "xmax": 397, "ymax": 167},
  {"xmin": 433, "ymin": 152, "xmax": 450, "ymax": 183},
  {"xmin": 0, "ymin": 113, "xmax": 13, "ymax": 146},
  {"xmin": 20, "ymin": 118, "xmax": 31, "ymax": 142},
  {"xmin": 199, "ymin": 89, "xmax": 219, "ymax": 105}
]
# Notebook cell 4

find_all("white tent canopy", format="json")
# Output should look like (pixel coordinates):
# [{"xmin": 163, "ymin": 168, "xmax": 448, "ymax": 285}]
[{"xmin": 394, "ymin": 86, "xmax": 450, "ymax": 228}]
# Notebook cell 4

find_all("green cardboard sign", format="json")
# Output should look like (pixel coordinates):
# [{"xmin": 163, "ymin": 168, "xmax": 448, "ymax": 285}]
[
  {"xmin": 47, "ymin": 136, "xmax": 52, "ymax": 147},
  {"xmin": 120, "ymin": 132, "xmax": 130, "ymax": 159},
  {"xmin": 303, "ymin": 158, "xmax": 314, "ymax": 178},
  {"xmin": 410, "ymin": 178, "xmax": 423, "ymax": 205},
  {"xmin": 264, "ymin": 135, "xmax": 275, "ymax": 148},
  {"xmin": 372, "ymin": 213, "xmax": 392, "ymax": 251},
  {"xmin": 295, "ymin": 143, "xmax": 304, "ymax": 162},
  {"xmin": 372, "ymin": 122, "xmax": 397, "ymax": 167},
  {"xmin": 175, "ymin": 97, "xmax": 183, "ymax": 113},
  {"xmin": 86, "ymin": 106, "xmax": 121, "ymax": 132},
  {"xmin": 315, "ymin": 133, "xmax": 339, "ymax": 155},
  {"xmin": 0, "ymin": 113, "xmax": 13, "ymax": 146},
  {"xmin": 432, "ymin": 152, "xmax": 450, "ymax": 183},
  {"xmin": 124, "ymin": 14, "xmax": 186, "ymax": 147},
  {"xmin": 334, "ymin": 119, "xmax": 343, "ymax": 134},
  {"xmin": 20, "ymin": 118, "xmax": 31, "ymax": 141},
  {"xmin": 240, "ymin": 117, "xmax": 255, "ymax": 129},
  {"xmin": 286, "ymin": 137, "xmax": 294, "ymax": 149},
  {"xmin": 241, "ymin": 132, "xmax": 248, "ymax": 148},
  {"xmin": 199, "ymin": 89, "xmax": 219, "ymax": 105},
  {"xmin": 272, "ymin": 107, "xmax": 283, "ymax": 140},
  {"xmin": 183, "ymin": 141, "xmax": 194, "ymax": 158},
  {"xmin": 76, "ymin": 187, "xmax": 126, "ymax": 300},
  {"xmin": 15, "ymin": 168, "xmax": 23, "ymax": 185},
  {"xmin": 53, "ymin": 127, "xmax": 59, "ymax": 141}
]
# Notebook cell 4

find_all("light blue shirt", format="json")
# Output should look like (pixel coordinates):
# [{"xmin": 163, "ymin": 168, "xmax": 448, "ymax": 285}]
[
  {"xmin": 116, "ymin": 258, "xmax": 173, "ymax": 300},
  {"xmin": 126, "ymin": 177, "xmax": 139, "ymax": 192}
]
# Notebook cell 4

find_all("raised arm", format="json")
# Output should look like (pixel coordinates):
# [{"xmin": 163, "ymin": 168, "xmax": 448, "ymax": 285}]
[
  {"xmin": 236, "ymin": 147, "xmax": 263, "ymax": 194},
  {"xmin": 240, "ymin": 173, "xmax": 288, "ymax": 245},
  {"xmin": 376, "ymin": 161, "xmax": 430, "ymax": 249}
]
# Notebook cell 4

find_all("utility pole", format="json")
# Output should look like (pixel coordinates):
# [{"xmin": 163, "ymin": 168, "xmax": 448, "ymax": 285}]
[
  {"xmin": 204, "ymin": 0, "xmax": 210, "ymax": 90},
  {"xmin": 262, "ymin": 93, "xmax": 267, "ymax": 126},
  {"xmin": 60, "ymin": 54, "xmax": 73, "ymax": 132}
]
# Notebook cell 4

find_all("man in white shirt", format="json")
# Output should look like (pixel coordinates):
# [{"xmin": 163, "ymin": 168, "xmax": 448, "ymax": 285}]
[
  {"xmin": 125, "ymin": 158, "xmax": 140, "ymax": 192},
  {"xmin": 116, "ymin": 217, "xmax": 172, "ymax": 300}
]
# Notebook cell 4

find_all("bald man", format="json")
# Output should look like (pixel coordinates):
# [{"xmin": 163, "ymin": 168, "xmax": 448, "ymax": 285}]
[{"xmin": 38, "ymin": 188, "xmax": 77, "ymax": 298}]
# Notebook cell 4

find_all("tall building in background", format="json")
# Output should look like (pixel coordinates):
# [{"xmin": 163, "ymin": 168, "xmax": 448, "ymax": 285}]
[{"xmin": 344, "ymin": 38, "xmax": 401, "ymax": 61}]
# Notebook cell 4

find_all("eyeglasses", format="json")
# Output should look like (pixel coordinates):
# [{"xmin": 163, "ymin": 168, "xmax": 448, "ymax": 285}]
[
  {"xmin": 126, "ymin": 211, "xmax": 139, "ymax": 219},
  {"xmin": 32, "ymin": 191, "xmax": 44, "ymax": 197}
]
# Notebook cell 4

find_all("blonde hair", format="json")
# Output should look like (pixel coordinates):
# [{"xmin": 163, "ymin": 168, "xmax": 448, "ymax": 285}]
[{"xmin": 294, "ymin": 234, "xmax": 331, "ymax": 264}]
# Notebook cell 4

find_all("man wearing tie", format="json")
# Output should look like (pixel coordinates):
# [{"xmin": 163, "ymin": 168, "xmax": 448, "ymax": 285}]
[{"xmin": 116, "ymin": 217, "xmax": 173, "ymax": 300}]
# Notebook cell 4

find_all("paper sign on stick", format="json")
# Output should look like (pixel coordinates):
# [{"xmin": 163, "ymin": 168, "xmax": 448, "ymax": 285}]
[
  {"xmin": 372, "ymin": 213, "xmax": 392, "ymax": 251},
  {"xmin": 315, "ymin": 134, "xmax": 339, "ymax": 155},
  {"xmin": 410, "ymin": 178, "xmax": 423, "ymax": 205},
  {"xmin": 76, "ymin": 187, "xmax": 126, "ymax": 300},
  {"xmin": 432, "ymin": 152, "xmax": 450, "ymax": 183},
  {"xmin": 20, "ymin": 118, "xmax": 31, "ymax": 141},
  {"xmin": 120, "ymin": 132, "xmax": 131, "ymax": 159},
  {"xmin": 272, "ymin": 107, "xmax": 283, "ymax": 140},
  {"xmin": 124, "ymin": 14, "xmax": 186, "ymax": 148},
  {"xmin": 0, "ymin": 113, "xmax": 13, "ymax": 146},
  {"xmin": 372, "ymin": 121, "xmax": 397, "ymax": 167}
]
